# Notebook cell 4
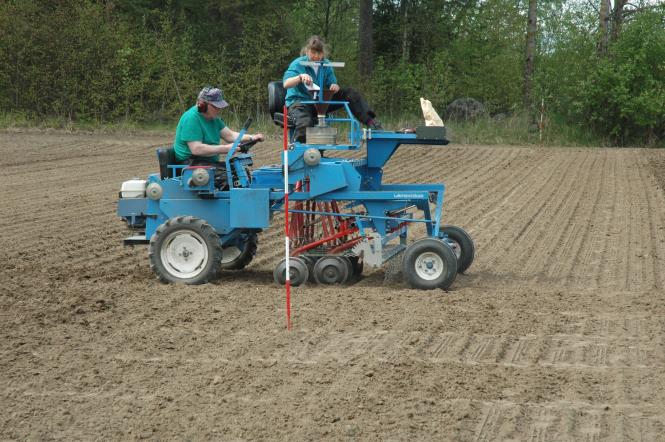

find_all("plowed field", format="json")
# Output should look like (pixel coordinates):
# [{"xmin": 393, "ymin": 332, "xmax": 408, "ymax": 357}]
[{"xmin": 2, "ymin": 131, "xmax": 665, "ymax": 440}]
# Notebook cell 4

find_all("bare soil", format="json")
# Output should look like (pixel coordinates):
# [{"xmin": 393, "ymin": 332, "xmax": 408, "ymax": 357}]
[{"xmin": 2, "ymin": 131, "xmax": 665, "ymax": 440}]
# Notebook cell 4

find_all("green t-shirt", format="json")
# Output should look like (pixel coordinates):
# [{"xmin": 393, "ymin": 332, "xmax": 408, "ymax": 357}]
[{"xmin": 173, "ymin": 105, "xmax": 226, "ymax": 162}]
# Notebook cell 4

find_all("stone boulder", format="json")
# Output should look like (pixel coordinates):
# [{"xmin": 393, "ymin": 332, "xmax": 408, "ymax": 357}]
[{"xmin": 445, "ymin": 98, "xmax": 486, "ymax": 121}]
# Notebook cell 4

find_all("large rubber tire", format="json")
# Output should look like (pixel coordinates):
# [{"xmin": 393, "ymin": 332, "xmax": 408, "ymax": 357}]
[
  {"xmin": 402, "ymin": 238, "xmax": 458, "ymax": 290},
  {"xmin": 442, "ymin": 225, "xmax": 475, "ymax": 273},
  {"xmin": 149, "ymin": 216, "xmax": 223, "ymax": 285},
  {"xmin": 221, "ymin": 232, "xmax": 258, "ymax": 270}
]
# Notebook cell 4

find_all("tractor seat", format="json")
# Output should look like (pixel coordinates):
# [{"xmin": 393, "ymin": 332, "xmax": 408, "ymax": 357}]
[
  {"xmin": 157, "ymin": 147, "xmax": 183, "ymax": 179},
  {"xmin": 268, "ymin": 81, "xmax": 295, "ymax": 128}
]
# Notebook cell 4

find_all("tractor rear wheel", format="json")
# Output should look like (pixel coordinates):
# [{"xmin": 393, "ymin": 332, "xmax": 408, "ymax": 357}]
[
  {"xmin": 442, "ymin": 225, "xmax": 474, "ymax": 273},
  {"xmin": 149, "ymin": 216, "xmax": 223, "ymax": 285},
  {"xmin": 402, "ymin": 238, "xmax": 457, "ymax": 290},
  {"xmin": 221, "ymin": 232, "xmax": 258, "ymax": 270}
]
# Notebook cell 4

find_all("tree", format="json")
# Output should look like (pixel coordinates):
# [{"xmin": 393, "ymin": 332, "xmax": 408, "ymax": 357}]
[
  {"xmin": 524, "ymin": 0, "xmax": 537, "ymax": 113},
  {"xmin": 359, "ymin": 0, "xmax": 374, "ymax": 79},
  {"xmin": 598, "ymin": 0, "xmax": 611, "ymax": 56},
  {"xmin": 400, "ymin": 0, "xmax": 410, "ymax": 62},
  {"xmin": 578, "ymin": 5, "xmax": 665, "ymax": 144},
  {"xmin": 611, "ymin": 0, "xmax": 629, "ymax": 42}
]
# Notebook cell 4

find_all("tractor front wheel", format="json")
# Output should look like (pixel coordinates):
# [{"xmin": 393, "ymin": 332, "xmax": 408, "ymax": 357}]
[
  {"xmin": 149, "ymin": 216, "xmax": 223, "ymax": 285},
  {"xmin": 402, "ymin": 238, "xmax": 458, "ymax": 290}
]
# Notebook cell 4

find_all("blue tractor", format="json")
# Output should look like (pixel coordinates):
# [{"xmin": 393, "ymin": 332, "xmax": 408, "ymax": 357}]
[{"xmin": 117, "ymin": 61, "xmax": 474, "ymax": 289}]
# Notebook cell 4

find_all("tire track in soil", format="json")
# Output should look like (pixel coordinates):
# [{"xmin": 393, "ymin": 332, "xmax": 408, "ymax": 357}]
[
  {"xmin": 388, "ymin": 145, "xmax": 486, "ymax": 183},
  {"xmin": 473, "ymin": 150, "xmax": 581, "ymax": 284},
  {"xmin": 599, "ymin": 152, "xmax": 631, "ymax": 291},
  {"xmin": 540, "ymin": 152, "xmax": 606, "ymax": 287},
  {"xmin": 515, "ymin": 151, "xmax": 595, "ymax": 283},
  {"xmin": 463, "ymin": 400, "xmax": 665, "ymax": 441},
  {"xmin": 470, "ymin": 149, "xmax": 569, "ymax": 244},
  {"xmin": 518, "ymin": 151, "xmax": 596, "ymax": 280},
  {"xmin": 567, "ymin": 150, "xmax": 617, "ymax": 290},
  {"xmin": 435, "ymin": 148, "xmax": 533, "ymax": 227},
  {"xmin": 92, "ymin": 327, "xmax": 665, "ymax": 371},
  {"xmin": 623, "ymin": 154, "xmax": 641, "ymax": 291},
  {"xmin": 386, "ymin": 146, "xmax": 499, "ymax": 194},
  {"xmin": 640, "ymin": 152, "xmax": 665, "ymax": 291},
  {"xmin": 631, "ymin": 153, "xmax": 664, "ymax": 291}
]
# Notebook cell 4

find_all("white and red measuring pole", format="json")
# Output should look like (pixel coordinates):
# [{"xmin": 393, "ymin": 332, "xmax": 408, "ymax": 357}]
[{"xmin": 283, "ymin": 105, "xmax": 292, "ymax": 330}]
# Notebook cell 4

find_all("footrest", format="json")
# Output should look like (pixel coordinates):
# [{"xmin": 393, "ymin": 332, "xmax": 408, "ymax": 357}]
[{"xmin": 123, "ymin": 235, "xmax": 149, "ymax": 246}]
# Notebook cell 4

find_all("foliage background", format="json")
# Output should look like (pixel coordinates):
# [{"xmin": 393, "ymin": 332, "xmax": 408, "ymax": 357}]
[{"xmin": 0, "ymin": 0, "xmax": 663, "ymax": 146}]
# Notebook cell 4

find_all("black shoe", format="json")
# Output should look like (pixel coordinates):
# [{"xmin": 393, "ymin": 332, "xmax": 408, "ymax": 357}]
[{"xmin": 368, "ymin": 119, "xmax": 383, "ymax": 130}]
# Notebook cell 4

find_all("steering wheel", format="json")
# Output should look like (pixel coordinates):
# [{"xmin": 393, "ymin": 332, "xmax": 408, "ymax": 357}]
[
  {"xmin": 235, "ymin": 117, "xmax": 258, "ymax": 154},
  {"xmin": 237, "ymin": 138, "xmax": 258, "ymax": 154}
]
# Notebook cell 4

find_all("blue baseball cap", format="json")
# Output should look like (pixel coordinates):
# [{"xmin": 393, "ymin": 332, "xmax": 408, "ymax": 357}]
[{"xmin": 198, "ymin": 86, "xmax": 229, "ymax": 109}]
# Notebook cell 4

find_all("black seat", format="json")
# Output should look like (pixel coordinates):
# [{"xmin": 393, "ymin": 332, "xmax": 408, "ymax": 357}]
[
  {"xmin": 157, "ymin": 147, "xmax": 182, "ymax": 179},
  {"xmin": 268, "ymin": 81, "xmax": 295, "ymax": 128}
]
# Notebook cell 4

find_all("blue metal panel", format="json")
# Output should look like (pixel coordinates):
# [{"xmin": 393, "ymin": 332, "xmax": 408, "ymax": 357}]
[
  {"xmin": 341, "ymin": 161, "xmax": 362, "ymax": 191},
  {"xmin": 251, "ymin": 166, "xmax": 283, "ymax": 189},
  {"xmin": 308, "ymin": 162, "xmax": 348, "ymax": 197},
  {"xmin": 366, "ymin": 132, "xmax": 450, "ymax": 168},
  {"xmin": 117, "ymin": 198, "xmax": 148, "ymax": 217},
  {"xmin": 366, "ymin": 138, "xmax": 400, "ymax": 168},
  {"xmin": 158, "ymin": 198, "xmax": 232, "ymax": 233},
  {"xmin": 230, "ymin": 188, "xmax": 270, "ymax": 228}
]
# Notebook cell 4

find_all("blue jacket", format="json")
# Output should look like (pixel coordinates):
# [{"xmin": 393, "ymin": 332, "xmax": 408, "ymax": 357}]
[{"xmin": 283, "ymin": 55, "xmax": 338, "ymax": 107}]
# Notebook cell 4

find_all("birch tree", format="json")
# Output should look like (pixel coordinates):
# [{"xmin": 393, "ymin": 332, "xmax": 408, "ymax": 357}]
[{"xmin": 524, "ymin": 0, "xmax": 537, "ymax": 112}]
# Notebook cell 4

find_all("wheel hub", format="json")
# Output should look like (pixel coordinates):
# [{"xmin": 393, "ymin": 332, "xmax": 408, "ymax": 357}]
[
  {"xmin": 415, "ymin": 252, "xmax": 444, "ymax": 280},
  {"xmin": 162, "ymin": 231, "xmax": 209, "ymax": 278},
  {"xmin": 313, "ymin": 256, "xmax": 349, "ymax": 284},
  {"xmin": 180, "ymin": 247, "xmax": 192, "ymax": 259}
]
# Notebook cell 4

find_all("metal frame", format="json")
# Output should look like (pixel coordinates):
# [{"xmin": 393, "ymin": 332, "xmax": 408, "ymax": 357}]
[{"xmin": 118, "ymin": 64, "xmax": 452, "ymax": 271}]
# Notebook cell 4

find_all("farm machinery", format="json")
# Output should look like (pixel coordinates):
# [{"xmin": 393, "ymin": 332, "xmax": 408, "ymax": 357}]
[{"xmin": 117, "ymin": 61, "xmax": 474, "ymax": 290}]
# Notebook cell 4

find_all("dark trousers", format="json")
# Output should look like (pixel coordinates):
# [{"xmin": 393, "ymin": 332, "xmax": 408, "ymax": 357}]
[{"xmin": 289, "ymin": 87, "xmax": 376, "ymax": 143}]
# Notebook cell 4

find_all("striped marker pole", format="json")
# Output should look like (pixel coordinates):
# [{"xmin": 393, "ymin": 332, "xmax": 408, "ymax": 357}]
[{"xmin": 283, "ymin": 105, "xmax": 292, "ymax": 330}]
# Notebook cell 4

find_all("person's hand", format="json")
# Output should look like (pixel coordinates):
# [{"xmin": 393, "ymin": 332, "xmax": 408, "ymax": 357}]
[
  {"xmin": 299, "ymin": 73, "xmax": 313, "ymax": 86},
  {"xmin": 330, "ymin": 84, "xmax": 340, "ymax": 93},
  {"xmin": 252, "ymin": 133, "xmax": 265, "ymax": 142}
]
